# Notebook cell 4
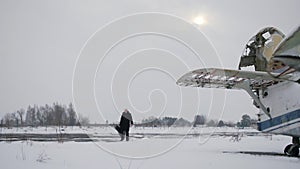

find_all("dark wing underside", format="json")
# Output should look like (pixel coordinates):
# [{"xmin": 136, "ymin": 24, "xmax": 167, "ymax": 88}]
[{"xmin": 177, "ymin": 68, "xmax": 287, "ymax": 90}]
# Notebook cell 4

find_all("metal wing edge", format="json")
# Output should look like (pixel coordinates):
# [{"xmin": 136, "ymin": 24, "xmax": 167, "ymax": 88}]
[{"xmin": 176, "ymin": 68, "xmax": 287, "ymax": 90}]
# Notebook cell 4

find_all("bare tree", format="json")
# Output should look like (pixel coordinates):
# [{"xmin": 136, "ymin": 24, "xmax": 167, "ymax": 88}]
[
  {"xmin": 3, "ymin": 113, "xmax": 13, "ymax": 128},
  {"xmin": 17, "ymin": 109, "xmax": 25, "ymax": 127},
  {"xmin": 12, "ymin": 112, "xmax": 20, "ymax": 128},
  {"xmin": 25, "ymin": 105, "xmax": 37, "ymax": 126},
  {"xmin": 67, "ymin": 103, "xmax": 77, "ymax": 126},
  {"xmin": 193, "ymin": 115, "xmax": 206, "ymax": 127},
  {"xmin": 36, "ymin": 108, "xmax": 44, "ymax": 126},
  {"xmin": 53, "ymin": 103, "xmax": 67, "ymax": 128},
  {"xmin": 44, "ymin": 104, "xmax": 54, "ymax": 126}
]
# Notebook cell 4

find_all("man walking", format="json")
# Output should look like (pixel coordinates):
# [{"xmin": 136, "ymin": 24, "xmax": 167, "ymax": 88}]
[{"xmin": 118, "ymin": 109, "xmax": 133, "ymax": 141}]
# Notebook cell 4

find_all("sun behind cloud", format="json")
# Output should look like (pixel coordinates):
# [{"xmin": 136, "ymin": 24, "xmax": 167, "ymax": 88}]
[{"xmin": 193, "ymin": 16, "xmax": 207, "ymax": 26}]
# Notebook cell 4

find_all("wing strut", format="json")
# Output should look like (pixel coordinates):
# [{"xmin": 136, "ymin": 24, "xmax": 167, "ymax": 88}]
[{"xmin": 237, "ymin": 80, "xmax": 272, "ymax": 119}]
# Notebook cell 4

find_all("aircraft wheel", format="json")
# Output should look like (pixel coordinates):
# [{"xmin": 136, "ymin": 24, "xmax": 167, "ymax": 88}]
[
  {"xmin": 284, "ymin": 144, "xmax": 292, "ymax": 155},
  {"xmin": 284, "ymin": 144, "xmax": 299, "ymax": 157}
]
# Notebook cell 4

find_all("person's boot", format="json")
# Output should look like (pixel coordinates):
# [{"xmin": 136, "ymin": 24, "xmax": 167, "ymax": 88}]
[
  {"xmin": 119, "ymin": 133, "xmax": 124, "ymax": 141},
  {"xmin": 126, "ymin": 136, "xmax": 129, "ymax": 141}
]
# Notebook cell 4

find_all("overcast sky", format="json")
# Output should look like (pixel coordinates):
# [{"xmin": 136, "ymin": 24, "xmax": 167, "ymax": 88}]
[{"xmin": 1, "ymin": 0, "xmax": 299, "ymax": 123}]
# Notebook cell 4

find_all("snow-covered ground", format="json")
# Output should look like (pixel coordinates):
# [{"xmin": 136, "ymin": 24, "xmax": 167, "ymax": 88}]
[
  {"xmin": 0, "ymin": 126, "xmax": 260, "ymax": 136},
  {"xmin": 0, "ymin": 127, "xmax": 299, "ymax": 169}
]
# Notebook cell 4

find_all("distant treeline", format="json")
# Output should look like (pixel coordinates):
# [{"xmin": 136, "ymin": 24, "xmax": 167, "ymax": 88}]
[
  {"xmin": 136, "ymin": 114, "xmax": 257, "ymax": 128},
  {"xmin": 0, "ymin": 103, "xmax": 89, "ymax": 128},
  {"xmin": 136, "ymin": 116, "xmax": 191, "ymax": 127},
  {"xmin": 1, "ymin": 103, "xmax": 257, "ymax": 129}
]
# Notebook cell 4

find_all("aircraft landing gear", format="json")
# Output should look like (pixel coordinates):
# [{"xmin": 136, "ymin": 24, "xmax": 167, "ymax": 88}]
[{"xmin": 284, "ymin": 137, "xmax": 299, "ymax": 157}]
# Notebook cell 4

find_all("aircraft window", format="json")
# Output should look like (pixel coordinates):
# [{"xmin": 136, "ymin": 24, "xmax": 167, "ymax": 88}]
[
  {"xmin": 262, "ymin": 32, "xmax": 271, "ymax": 39},
  {"xmin": 241, "ymin": 65, "xmax": 255, "ymax": 71},
  {"xmin": 236, "ymin": 78, "xmax": 244, "ymax": 82},
  {"xmin": 228, "ymin": 77, "xmax": 236, "ymax": 81}
]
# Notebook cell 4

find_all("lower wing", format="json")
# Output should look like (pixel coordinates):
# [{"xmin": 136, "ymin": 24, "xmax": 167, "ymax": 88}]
[{"xmin": 176, "ymin": 68, "xmax": 287, "ymax": 90}]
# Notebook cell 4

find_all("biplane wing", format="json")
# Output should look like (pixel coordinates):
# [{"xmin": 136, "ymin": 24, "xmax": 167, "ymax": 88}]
[
  {"xmin": 177, "ymin": 68, "xmax": 291, "ymax": 118},
  {"xmin": 272, "ymin": 26, "xmax": 300, "ymax": 71},
  {"xmin": 176, "ymin": 68, "xmax": 286, "ymax": 90},
  {"xmin": 274, "ymin": 26, "xmax": 300, "ymax": 57}
]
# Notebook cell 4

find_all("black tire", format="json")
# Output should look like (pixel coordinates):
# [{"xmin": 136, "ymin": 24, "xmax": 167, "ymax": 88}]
[
  {"xmin": 284, "ymin": 144, "xmax": 293, "ymax": 155},
  {"xmin": 290, "ymin": 145, "xmax": 299, "ymax": 157},
  {"xmin": 284, "ymin": 144, "xmax": 299, "ymax": 157}
]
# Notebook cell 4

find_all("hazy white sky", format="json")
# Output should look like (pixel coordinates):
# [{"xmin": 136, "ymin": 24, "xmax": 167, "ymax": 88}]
[{"xmin": 1, "ymin": 0, "xmax": 299, "ymax": 123}]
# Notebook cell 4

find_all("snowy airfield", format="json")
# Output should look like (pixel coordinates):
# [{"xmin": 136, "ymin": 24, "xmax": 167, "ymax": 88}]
[{"xmin": 0, "ymin": 127, "xmax": 299, "ymax": 169}]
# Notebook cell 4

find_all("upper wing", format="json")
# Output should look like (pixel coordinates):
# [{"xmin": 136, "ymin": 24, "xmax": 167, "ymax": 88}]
[
  {"xmin": 272, "ymin": 26, "xmax": 300, "ymax": 71},
  {"xmin": 274, "ymin": 26, "xmax": 300, "ymax": 57},
  {"xmin": 176, "ymin": 68, "xmax": 287, "ymax": 90}
]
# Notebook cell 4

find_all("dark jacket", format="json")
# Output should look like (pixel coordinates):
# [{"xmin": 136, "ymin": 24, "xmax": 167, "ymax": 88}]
[{"xmin": 119, "ymin": 111, "xmax": 133, "ymax": 131}]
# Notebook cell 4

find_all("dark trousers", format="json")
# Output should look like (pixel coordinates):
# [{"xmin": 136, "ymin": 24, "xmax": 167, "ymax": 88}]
[
  {"xmin": 123, "ymin": 130, "xmax": 129, "ymax": 137},
  {"xmin": 121, "ymin": 129, "xmax": 129, "ymax": 141}
]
